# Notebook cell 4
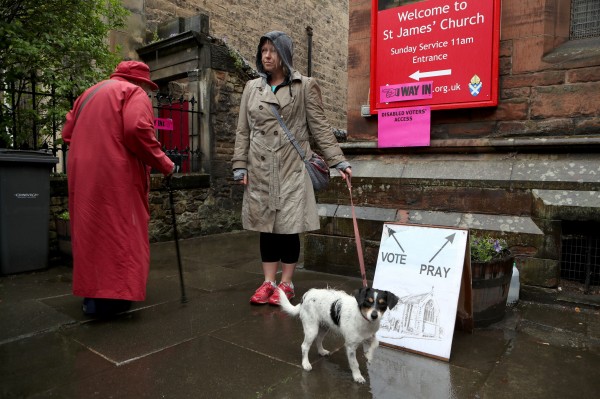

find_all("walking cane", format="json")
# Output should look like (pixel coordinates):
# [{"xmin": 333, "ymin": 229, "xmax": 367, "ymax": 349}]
[{"xmin": 166, "ymin": 176, "xmax": 188, "ymax": 303}]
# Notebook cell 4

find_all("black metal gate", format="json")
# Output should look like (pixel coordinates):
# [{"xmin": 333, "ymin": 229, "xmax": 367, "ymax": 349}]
[{"xmin": 152, "ymin": 93, "xmax": 201, "ymax": 173}]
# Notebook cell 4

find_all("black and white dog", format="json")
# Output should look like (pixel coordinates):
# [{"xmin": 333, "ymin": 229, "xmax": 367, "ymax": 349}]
[{"xmin": 278, "ymin": 287, "xmax": 398, "ymax": 383}]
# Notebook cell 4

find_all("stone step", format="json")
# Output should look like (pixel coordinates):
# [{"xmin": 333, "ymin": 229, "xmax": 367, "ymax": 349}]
[
  {"xmin": 532, "ymin": 189, "xmax": 600, "ymax": 221},
  {"xmin": 316, "ymin": 203, "xmax": 543, "ymax": 241},
  {"xmin": 338, "ymin": 154, "xmax": 600, "ymax": 189},
  {"xmin": 320, "ymin": 154, "xmax": 600, "ymax": 217}
]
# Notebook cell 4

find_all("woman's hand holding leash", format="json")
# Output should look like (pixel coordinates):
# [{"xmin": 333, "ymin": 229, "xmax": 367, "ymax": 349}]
[{"xmin": 339, "ymin": 167, "xmax": 352, "ymax": 181}]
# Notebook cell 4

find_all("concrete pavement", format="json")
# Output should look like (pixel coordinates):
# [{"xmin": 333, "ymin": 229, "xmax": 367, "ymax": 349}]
[{"xmin": 1, "ymin": 230, "xmax": 599, "ymax": 398}]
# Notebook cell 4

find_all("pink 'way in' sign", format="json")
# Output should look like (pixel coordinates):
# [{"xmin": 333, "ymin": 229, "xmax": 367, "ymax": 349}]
[
  {"xmin": 378, "ymin": 106, "xmax": 431, "ymax": 148},
  {"xmin": 155, "ymin": 118, "xmax": 173, "ymax": 131},
  {"xmin": 379, "ymin": 81, "xmax": 433, "ymax": 103}
]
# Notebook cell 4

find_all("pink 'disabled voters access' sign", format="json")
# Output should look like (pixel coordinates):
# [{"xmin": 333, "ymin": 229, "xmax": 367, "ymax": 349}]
[
  {"xmin": 379, "ymin": 81, "xmax": 433, "ymax": 103},
  {"xmin": 378, "ymin": 106, "xmax": 431, "ymax": 148}
]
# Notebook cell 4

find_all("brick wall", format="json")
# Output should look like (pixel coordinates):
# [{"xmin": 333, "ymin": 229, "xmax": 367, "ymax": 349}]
[{"xmin": 145, "ymin": 0, "xmax": 349, "ymax": 130}]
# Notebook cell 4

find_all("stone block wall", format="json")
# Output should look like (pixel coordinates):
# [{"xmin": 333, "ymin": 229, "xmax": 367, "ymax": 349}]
[
  {"xmin": 147, "ymin": 174, "xmax": 241, "ymax": 242},
  {"xmin": 49, "ymin": 176, "xmax": 69, "ymax": 257},
  {"xmin": 48, "ymin": 174, "xmax": 241, "ymax": 258},
  {"xmin": 144, "ymin": 0, "xmax": 349, "ymax": 130},
  {"xmin": 111, "ymin": 0, "xmax": 147, "ymax": 60},
  {"xmin": 210, "ymin": 68, "xmax": 248, "ymax": 208}
]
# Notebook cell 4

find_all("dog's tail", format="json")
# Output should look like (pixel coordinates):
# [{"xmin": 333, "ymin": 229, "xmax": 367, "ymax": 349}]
[{"xmin": 277, "ymin": 288, "xmax": 301, "ymax": 317}]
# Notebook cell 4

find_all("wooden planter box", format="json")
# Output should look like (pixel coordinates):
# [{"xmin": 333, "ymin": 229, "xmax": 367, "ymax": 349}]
[{"xmin": 471, "ymin": 256, "xmax": 514, "ymax": 327}]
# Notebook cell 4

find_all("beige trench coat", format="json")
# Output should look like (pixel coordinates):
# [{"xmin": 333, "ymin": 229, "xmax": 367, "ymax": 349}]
[{"xmin": 232, "ymin": 71, "xmax": 347, "ymax": 234}]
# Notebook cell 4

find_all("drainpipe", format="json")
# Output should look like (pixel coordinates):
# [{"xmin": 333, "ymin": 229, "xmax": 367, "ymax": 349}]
[{"xmin": 306, "ymin": 26, "xmax": 313, "ymax": 77}]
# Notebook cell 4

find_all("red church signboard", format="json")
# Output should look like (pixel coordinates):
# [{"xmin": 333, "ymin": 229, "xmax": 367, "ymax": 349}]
[{"xmin": 370, "ymin": 0, "xmax": 501, "ymax": 112}]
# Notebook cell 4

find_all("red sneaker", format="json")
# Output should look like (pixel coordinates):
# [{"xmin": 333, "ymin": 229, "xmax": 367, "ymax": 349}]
[
  {"xmin": 268, "ymin": 282, "xmax": 295, "ymax": 305},
  {"xmin": 250, "ymin": 281, "xmax": 276, "ymax": 305}
]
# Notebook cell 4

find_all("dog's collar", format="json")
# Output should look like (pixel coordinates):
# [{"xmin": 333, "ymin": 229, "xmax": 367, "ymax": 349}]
[{"xmin": 360, "ymin": 311, "xmax": 371, "ymax": 323}]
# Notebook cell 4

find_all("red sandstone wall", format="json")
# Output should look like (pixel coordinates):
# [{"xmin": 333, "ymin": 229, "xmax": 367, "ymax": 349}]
[{"xmin": 347, "ymin": 0, "xmax": 600, "ymax": 145}]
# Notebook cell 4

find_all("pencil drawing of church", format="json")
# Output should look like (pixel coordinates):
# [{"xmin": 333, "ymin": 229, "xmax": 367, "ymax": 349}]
[{"xmin": 379, "ymin": 287, "xmax": 443, "ymax": 341}]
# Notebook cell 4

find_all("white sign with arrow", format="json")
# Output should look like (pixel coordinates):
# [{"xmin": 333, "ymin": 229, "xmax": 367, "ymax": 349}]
[
  {"xmin": 409, "ymin": 69, "xmax": 452, "ymax": 81},
  {"xmin": 372, "ymin": 223, "xmax": 468, "ymax": 361}
]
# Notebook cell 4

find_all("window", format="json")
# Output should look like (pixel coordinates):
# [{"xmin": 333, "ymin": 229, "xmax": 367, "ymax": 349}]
[
  {"xmin": 560, "ymin": 221, "xmax": 600, "ymax": 295},
  {"xmin": 570, "ymin": 0, "xmax": 600, "ymax": 40}
]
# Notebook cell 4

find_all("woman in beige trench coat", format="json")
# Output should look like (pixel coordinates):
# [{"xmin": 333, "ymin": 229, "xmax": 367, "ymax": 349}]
[{"xmin": 232, "ymin": 31, "xmax": 352, "ymax": 305}]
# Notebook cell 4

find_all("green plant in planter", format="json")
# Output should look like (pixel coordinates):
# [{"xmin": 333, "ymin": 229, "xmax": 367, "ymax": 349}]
[
  {"xmin": 470, "ymin": 234, "xmax": 510, "ymax": 262},
  {"xmin": 57, "ymin": 210, "xmax": 70, "ymax": 221}
]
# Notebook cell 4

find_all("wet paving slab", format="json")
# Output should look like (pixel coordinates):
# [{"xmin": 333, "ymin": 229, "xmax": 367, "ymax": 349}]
[
  {"xmin": 481, "ymin": 335, "xmax": 599, "ymax": 399},
  {"xmin": 1, "ymin": 231, "xmax": 599, "ymax": 398}
]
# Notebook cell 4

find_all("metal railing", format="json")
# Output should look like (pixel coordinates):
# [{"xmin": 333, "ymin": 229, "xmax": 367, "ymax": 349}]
[
  {"xmin": 0, "ymin": 78, "xmax": 71, "ymax": 172},
  {"xmin": 152, "ymin": 93, "xmax": 201, "ymax": 173},
  {"xmin": 1, "ymin": 80, "xmax": 201, "ymax": 174}
]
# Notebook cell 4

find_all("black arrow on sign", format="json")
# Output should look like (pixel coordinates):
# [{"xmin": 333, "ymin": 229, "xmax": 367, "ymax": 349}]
[
  {"xmin": 429, "ymin": 233, "xmax": 456, "ymax": 263},
  {"xmin": 387, "ymin": 227, "xmax": 405, "ymax": 253}
]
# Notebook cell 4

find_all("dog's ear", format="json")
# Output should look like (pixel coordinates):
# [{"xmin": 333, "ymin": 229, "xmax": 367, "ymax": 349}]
[
  {"xmin": 353, "ymin": 288, "xmax": 368, "ymax": 305},
  {"xmin": 386, "ymin": 291, "xmax": 399, "ymax": 310}
]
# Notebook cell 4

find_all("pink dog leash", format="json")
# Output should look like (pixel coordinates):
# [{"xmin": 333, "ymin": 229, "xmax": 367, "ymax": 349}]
[{"xmin": 344, "ymin": 176, "xmax": 368, "ymax": 288}]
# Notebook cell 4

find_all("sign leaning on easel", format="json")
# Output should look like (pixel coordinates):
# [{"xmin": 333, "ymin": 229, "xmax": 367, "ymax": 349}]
[{"xmin": 372, "ymin": 223, "xmax": 471, "ymax": 361}]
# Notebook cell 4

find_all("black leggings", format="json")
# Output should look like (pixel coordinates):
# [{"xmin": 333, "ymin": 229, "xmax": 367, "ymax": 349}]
[{"xmin": 260, "ymin": 232, "xmax": 300, "ymax": 264}]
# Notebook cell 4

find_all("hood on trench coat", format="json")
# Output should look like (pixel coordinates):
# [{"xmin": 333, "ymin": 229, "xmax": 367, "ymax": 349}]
[
  {"xmin": 256, "ymin": 31, "xmax": 294, "ymax": 80},
  {"xmin": 233, "ymin": 33, "xmax": 347, "ymax": 234}
]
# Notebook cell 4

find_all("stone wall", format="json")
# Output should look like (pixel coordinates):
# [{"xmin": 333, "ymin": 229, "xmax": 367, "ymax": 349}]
[
  {"xmin": 48, "ymin": 174, "xmax": 240, "ymax": 257},
  {"xmin": 144, "ymin": 0, "xmax": 349, "ymax": 130},
  {"xmin": 147, "ymin": 175, "xmax": 241, "ymax": 242},
  {"xmin": 111, "ymin": 0, "xmax": 147, "ymax": 60},
  {"xmin": 210, "ymin": 68, "xmax": 248, "ymax": 208}
]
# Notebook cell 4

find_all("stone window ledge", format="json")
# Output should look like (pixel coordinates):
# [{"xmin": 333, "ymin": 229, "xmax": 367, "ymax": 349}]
[{"xmin": 542, "ymin": 37, "xmax": 600, "ymax": 64}]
